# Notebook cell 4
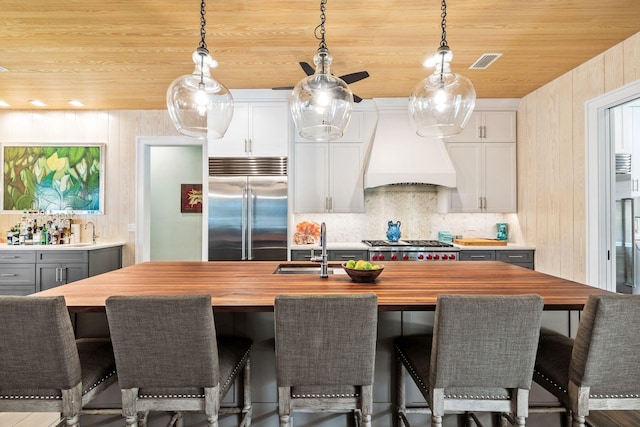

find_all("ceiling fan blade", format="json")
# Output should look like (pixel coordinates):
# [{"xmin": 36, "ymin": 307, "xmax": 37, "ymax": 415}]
[
  {"xmin": 353, "ymin": 94, "xmax": 363, "ymax": 103},
  {"xmin": 340, "ymin": 71, "xmax": 370, "ymax": 84},
  {"xmin": 299, "ymin": 62, "xmax": 315, "ymax": 76},
  {"xmin": 272, "ymin": 86, "xmax": 294, "ymax": 91}
]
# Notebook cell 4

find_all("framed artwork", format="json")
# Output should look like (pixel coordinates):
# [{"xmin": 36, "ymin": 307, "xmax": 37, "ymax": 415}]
[
  {"xmin": 2, "ymin": 143, "xmax": 105, "ymax": 213},
  {"xmin": 181, "ymin": 183, "xmax": 202, "ymax": 213}
]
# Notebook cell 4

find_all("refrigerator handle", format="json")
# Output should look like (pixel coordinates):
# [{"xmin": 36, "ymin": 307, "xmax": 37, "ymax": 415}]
[
  {"xmin": 242, "ymin": 187, "xmax": 248, "ymax": 260},
  {"xmin": 247, "ymin": 187, "xmax": 253, "ymax": 260}
]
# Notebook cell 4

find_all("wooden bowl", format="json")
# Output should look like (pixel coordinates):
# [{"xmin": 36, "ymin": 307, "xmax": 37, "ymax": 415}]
[{"xmin": 342, "ymin": 263, "xmax": 385, "ymax": 283}]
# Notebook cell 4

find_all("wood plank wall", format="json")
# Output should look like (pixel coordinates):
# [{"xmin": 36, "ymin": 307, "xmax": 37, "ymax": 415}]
[
  {"xmin": 0, "ymin": 110, "xmax": 180, "ymax": 267},
  {"xmin": 517, "ymin": 32, "xmax": 640, "ymax": 283}
]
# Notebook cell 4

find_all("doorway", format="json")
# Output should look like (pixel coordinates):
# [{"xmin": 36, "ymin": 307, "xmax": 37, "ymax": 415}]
[
  {"xmin": 135, "ymin": 136, "xmax": 207, "ymax": 263},
  {"xmin": 586, "ymin": 80, "xmax": 640, "ymax": 292}
]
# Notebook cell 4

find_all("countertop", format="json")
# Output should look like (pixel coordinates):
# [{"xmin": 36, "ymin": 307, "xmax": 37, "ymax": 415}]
[
  {"xmin": 290, "ymin": 242, "xmax": 535, "ymax": 251},
  {"xmin": 36, "ymin": 260, "xmax": 607, "ymax": 312},
  {"xmin": 0, "ymin": 242, "xmax": 125, "ymax": 251}
]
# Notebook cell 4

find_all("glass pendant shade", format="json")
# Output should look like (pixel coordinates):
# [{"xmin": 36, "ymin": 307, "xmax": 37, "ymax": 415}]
[
  {"xmin": 291, "ymin": 49, "xmax": 354, "ymax": 141},
  {"xmin": 167, "ymin": 49, "xmax": 234, "ymax": 139},
  {"xmin": 409, "ymin": 49, "xmax": 476, "ymax": 139}
]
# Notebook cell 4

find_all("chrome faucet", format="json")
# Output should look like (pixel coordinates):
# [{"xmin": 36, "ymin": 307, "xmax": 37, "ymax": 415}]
[
  {"xmin": 310, "ymin": 222, "xmax": 328, "ymax": 278},
  {"xmin": 85, "ymin": 221, "xmax": 98, "ymax": 244}
]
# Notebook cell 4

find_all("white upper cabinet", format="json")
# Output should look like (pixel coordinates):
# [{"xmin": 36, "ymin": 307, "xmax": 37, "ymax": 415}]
[
  {"xmin": 447, "ymin": 111, "xmax": 516, "ymax": 143},
  {"xmin": 208, "ymin": 102, "xmax": 289, "ymax": 157},
  {"xmin": 293, "ymin": 106, "xmax": 377, "ymax": 213},
  {"xmin": 439, "ymin": 142, "xmax": 516, "ymax": 213}
]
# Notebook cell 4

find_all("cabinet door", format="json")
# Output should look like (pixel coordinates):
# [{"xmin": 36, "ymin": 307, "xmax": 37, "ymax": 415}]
[
  {"xmin": 483, "ymin": 143, "xmax": 516, "ymax": 212},
  {"xmin": 447, "ymin": 111, "xmax": 516, "ymax": 143},
  {"xmin": 447, "ymin": 112, "xmax": 483, "ymax": 142},
  {"xmin": 249, "ymin": 102, "xmax": 289, "ymax": 156},
  {"xmin": 294, "ymin": 143, "xmax": 329, "ymax": 213},
  {"xmin": 208, "ymin": 103, "xmax": 250, "ymax": 157},
  {"xmin": 329, "ymin": 143, "xmax": 364, "ymax": 213},
  {"xmin": 482, "ymin": 111, "xmax": 516, "ymax": 143},
  {"xmin": 446, "ymin": 143, "xmax": 483, "ymax": 212},
  {"xmin": 37, "ymin": 263, "xmax": 89, "ymax": 291}
]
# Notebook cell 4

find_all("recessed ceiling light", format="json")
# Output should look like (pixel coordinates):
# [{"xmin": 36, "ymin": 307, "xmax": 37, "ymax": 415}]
[
  {"xmin": 68, "ymin": 99, "xmax": 84, "ymax": 107},
  {"xmin": 0, "ymin": 100, "xmax": 10, "ymax": 107},
  {"xmin": 29, "ymin": 100, "xmax": 47, "ymax": 107}
]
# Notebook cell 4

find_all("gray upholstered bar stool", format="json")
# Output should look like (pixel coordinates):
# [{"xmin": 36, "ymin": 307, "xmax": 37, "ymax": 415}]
[
  {"xmin": 395, "ymin": 294, "xmax": 544, "ymax": 427},
  {"xmin": 274, "ymin": 293, "xmax": 378, "ymax": 427},
  {"xmin": 105, "ymin": 295, "xmax": 252, "ymax": 427},
  {"xmin": 0, "ymin": 295, "xmax": 117, "ymax": 426},
  {"xmin": 533, "ymin": 294, "xmax": 640, "ymax": 427}
]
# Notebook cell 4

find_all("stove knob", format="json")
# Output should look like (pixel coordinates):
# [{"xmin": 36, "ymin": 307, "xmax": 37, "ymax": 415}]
[
  {"xmin": 442, "ymin": 254, "xmax": 449, "ymax": 260},
  {"xmin": 434, "ymin": 254, "xmax": 440, "ymax": 260},
  {"xmin": 391, "ymin": 254, "xmax": 398, "ymax": 260},
  {"xmin": 450, "ymin": 254, "xmax": 456, "ymax": 260},
  {"xmin": 403, "ymin": 254, "xmax": 409, "ymax": 260},
  {"xmin": 379, "ymin": 254, "xmax": 385, "ymax": 260},
  {"xmin": 427, "ymin": 254, "xmax": 433, "ymax": 260},
  {"xmin": 372, "ymin": 254, "xmax": 378, "ymax": 261},
  {"xmin": 418, "ymin": 254, "xmax": 424, "ymax": 260}
]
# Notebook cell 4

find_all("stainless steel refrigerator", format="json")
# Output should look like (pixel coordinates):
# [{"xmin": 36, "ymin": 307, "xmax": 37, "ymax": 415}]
[{"xmin": 208, "ymin": 157, "xmax": 288, "ymax": 261}]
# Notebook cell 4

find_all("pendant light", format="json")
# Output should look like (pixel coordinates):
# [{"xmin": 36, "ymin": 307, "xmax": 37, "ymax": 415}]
[
  {"xmin": 290, "ymin": 0, "xmax": 354, "ymax": 142},
  {"xmin": 166, "ymin": 0, "xmax": 233, "ymax": 139},
  {"xmin": 408, "ymin": 0, "xmax": 476, "ymax": 138}
]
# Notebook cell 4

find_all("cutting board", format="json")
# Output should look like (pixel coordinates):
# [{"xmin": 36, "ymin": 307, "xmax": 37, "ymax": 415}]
[{"xmin": 453, "ymin": 238, "xmax": 507, "ymax": 246}]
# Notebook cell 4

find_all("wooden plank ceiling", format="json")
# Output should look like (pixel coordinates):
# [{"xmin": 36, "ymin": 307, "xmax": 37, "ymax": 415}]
[{"xmin": 1, "ymin": 0, "xmax": 640, "ymax": 110}]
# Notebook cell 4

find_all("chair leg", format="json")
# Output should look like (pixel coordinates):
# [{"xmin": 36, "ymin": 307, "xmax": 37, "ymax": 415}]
[
  {"xmin": 431, "ymin": 415, "xmax": 443, "ymax": 427},
  {"xmin": 397, "ymin": 358, "xmax": 408, "ymax": 427},
  {"xmin": 125, "ymin": 415, "xmax": 138, "ymax": 427},
  {"xmin": 278, "ymin": 387, "xmax": 292, "ymax": 427},
  {"xmin": 65, "ymin": 415, "xmax": 80, "ymax": 426},
  {"xmin": 572, "ymin": 415, "xmax": 586, "ymax": 427},
  {"xmin": 515, "ymin": 416, "xmax": 525, "ymax": 426},
  {"xmin": 242, "ymin": 357, "xmax": 252, "ymax": 427}
]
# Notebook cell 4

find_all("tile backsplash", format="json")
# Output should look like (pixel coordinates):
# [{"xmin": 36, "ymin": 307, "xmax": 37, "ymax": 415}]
[{"xmin": 292, "ymin": 186, "xmax": 522, "ymax": 243}]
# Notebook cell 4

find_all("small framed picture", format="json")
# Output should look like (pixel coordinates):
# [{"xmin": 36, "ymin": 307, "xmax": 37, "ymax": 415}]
[{"xmin": 180, "ymin": 183, "xmax": 202, "ymax": 213}]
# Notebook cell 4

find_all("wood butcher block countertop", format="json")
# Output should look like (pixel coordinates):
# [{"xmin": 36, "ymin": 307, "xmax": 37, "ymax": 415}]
[{"xmin": 34, "ymin": 261, "xmax": 611, "ymax": 312}]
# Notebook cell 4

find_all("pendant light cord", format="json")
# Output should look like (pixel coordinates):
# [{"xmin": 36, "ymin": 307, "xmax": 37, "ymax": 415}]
[
  {"xmin": 440, "ymin": 0, "xmax": 448, "ymax": 49},
  {"xmin": 199, "ymin": 0, "xmax": 208, "ymax": 52},
  {"xmin": 314, "ymin": 0, "xmax": 328, "ymax": 50}
]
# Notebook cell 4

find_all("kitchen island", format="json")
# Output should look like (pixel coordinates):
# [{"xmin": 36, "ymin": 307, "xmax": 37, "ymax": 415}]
[
  {"xmin": 35, "ymin": 261, "xmax": 609, "ymax": 427},
  {"xmin": 36, "ymin": 260, "xmax": 607, "ymax": 311}
]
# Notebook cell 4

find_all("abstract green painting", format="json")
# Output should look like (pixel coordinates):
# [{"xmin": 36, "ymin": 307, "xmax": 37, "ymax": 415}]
[{"xmin": 2, "ymin": 144, "xmax": 104, "ymax": 213}]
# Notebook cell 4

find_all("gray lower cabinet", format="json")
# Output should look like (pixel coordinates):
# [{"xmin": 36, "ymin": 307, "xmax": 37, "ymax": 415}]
[
  {"xmin": 291, "ymin": 249, "xmax": 368, "ymax": 262},
  {"xmin": 0, "ymin": 245, "xmax": 123, "ymax": 295},
  {"xmin": 0, "ymin": 251, "xmax": 36, "ymax": 295},
  {"xmin": 459, "ymin": 249, "xmax": 535, "ymax": 269}
]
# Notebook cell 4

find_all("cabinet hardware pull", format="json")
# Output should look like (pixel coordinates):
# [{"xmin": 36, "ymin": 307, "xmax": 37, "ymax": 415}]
[
  {"xmin": 1, "ymin": 273, "xmax": 17, "ymax": 277},
  {"xmin": 341, "ymin": 256, "xmax": 356, "ymax": 259},
  {"xmin": 470, "ymin": 255, "xmax": 487, "ymax": 259},
  {"xmin": 0, "ymin": 255, "xmax": 18, "ymax": 258},
  {"xmin": 508, "ymin": 255, "xmax": 524, "ymax": 258}
]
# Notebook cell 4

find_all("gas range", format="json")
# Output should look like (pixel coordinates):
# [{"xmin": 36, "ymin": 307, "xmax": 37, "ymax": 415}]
[{"xmin": 362, "ymin": 239, "xmax": 459, "ymax": 262}]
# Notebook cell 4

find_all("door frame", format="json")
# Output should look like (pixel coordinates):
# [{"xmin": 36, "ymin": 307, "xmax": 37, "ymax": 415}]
[
  {"xmin": 135, "ymin": 136, "xmax": 207, "ymax": 263},
  {"xmin": 586, "ymin": 79, "xmax": 640, "ymax": 291}
]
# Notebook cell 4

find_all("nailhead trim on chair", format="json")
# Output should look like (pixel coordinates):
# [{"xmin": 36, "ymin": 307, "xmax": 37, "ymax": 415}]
[
  {"xmin": 291, "ymin": 393, "xmax": 360, "ymax": 398},
  {"xmin": 534, "ymin": 370, "xmax": 568, "ymax": 394},
  {"xmin": 0, "ymin": 394, "xmax": 61, "ymax": 400},
  {"xmin": 84, "ymin": 369, "xmax": 117, "ymax": 395},
  {"xmin": 221, "ymin": 346, "xmax": 251, "ymax": 391},
  {"xmin": 395, "ymin": 344, "xmax": 428, "ymax": 393},
  {"xmin": 140, "ymin": 393, "xmax": 205, "ymax": 399}
]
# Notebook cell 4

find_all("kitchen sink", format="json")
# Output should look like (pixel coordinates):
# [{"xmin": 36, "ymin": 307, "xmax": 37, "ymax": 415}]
[{"xmin": 273, "ymin": 264, "xmax": 347, "ymax": 275}]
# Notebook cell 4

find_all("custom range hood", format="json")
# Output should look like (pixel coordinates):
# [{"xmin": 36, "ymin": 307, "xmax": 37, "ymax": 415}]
[{"xmin": 365, "ymin": 98, "xmax": 456, "ymax": 189}]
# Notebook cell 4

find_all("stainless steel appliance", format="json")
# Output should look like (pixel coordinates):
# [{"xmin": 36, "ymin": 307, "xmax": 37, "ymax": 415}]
[
  {"xmin": 362, "ymin": 239, "xmax": 459, "ymax": 262},
  {"xmin": 208, "ymin": 157, "xmax": 288, "ymax": 261}
]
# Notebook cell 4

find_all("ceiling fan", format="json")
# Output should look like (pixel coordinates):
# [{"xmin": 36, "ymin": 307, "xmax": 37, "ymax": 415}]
[{"xmin": 273, "ymin": 62, "xmax": 370, "ymax": 103}]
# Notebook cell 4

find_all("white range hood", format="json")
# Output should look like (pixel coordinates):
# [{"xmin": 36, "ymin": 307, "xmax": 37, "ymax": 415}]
[{"xmin": 364, "ymin": 98, "xmax": 456, "ymax": 189}]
